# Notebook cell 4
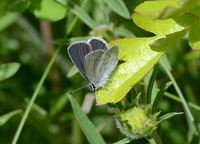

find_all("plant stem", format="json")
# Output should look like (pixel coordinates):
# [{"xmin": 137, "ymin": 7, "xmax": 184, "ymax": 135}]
[
  {"xmin": 140, "ymin": 82, "xmax": 200, "ymax": 111},
  {"xmin": 160, "ymin": 59, "xmax": 200, "ymax": 138},
  {"xmin": 12, "ymin": 0, "xmax": 89, "ymax": 143},
  {"xmin": 12, "ymin": 42, "xmax": 63, "ymax": 144},
  {"xmin": 146, "ymin": 132, "xmax": 163, "ymax": 144}
]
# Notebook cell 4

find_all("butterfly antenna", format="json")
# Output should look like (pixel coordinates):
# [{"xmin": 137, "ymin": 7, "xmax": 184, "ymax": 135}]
[{"xmin": 68, "ymin": 84, "xmax": 90, "ymax": 95}]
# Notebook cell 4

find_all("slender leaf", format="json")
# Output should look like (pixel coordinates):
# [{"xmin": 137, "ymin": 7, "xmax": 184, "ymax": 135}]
[
  {"xmin": 11, "ymin": 0, "xmax": 89, "ymax": 143},
  {"xmin": 0, "ymin": 109, "xmax": 22, "ymax": 127},
  {"xmin": 67, "ymin": 66, "xmax": 78, "ymax": 78},
  {"xmin": 49, "ymin": 91, "xmax": 69, "ymax": 118},
  {"xmin": 102, "ymin": 0, "xmax": 130, "ymax": 19},
  {"xmin": 152, "ymin": 81, "xmax": 173, "ymax": 113},
  {"xmin": 0, "ymin": 62, "xmax": 20, "ymax": 81},
  {"xmin": 147, "ymin": 64, "xmax": 159, "ymax": 104},
  {"xmin": 68, "ymin": 94, "xmax": 106, "ymax": 144},
  {"xmin": 57, "ymin": 0, "xmax": 98, "ymax": 29},
  {"xmin": 115, "ymin": 26, "xmax": 136, "ymax": 38},
  {"xmin": 158, "ymin": 112, "xmax": 184, "ymax": 122},
  {"xmin": 114, "ymin": 138, "xmax": 132, "ymax": 144},
  {"xmin": 160, "ymin": 59, "xmax": 200, "ymax": 137}
]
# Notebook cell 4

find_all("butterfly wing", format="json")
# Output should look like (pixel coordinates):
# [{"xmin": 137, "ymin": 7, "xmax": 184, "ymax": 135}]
[
  {"xmin": 84, "ymin": 50, "xmax": 105, "ymax": 84},
  {"xmin": 68, "ymin": 42, "xmax": 91, "ymax": 81},
  {"xmin": 88, "ymin": 37, "xmax": 108, "ymax": 51},
  {"xmin": 95, "ymin": 44, "xmax": 119, "ymax": 87}
]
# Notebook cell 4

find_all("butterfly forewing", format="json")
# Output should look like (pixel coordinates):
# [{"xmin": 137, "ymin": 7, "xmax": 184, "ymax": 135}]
[
  {"xmin": 88, "ymin": 37, "xmax": 108, "ymax": 51},
  {"xmin": 68, "ymin": 42, "xmax": 91, "ymax": 81},
  {"xmin": 95, "ymin": 45, "xmax": 119, "ymax": 87},
  {"xmin": 84, "ymin": 50, "xmax": 105, "ymax": 84}
]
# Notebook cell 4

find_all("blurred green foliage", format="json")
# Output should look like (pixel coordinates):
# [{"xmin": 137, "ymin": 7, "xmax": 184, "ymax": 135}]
[{"xmin": 0, "ymin": 0, "xmax": 200, "ymax": 144}]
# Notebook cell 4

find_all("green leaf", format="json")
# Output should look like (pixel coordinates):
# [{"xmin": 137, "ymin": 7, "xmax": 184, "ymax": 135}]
[
  {"xmin": 68, "ymin": 94, "xmax": 106, "ymax": 144},
  {"xmin": 147, "ymin": 64, "xmax": 159, "ymax": 104},
  {"xmin": 0, "ymin": 13, "xmax": 17, "ymax": 32},
  {"xmin": 102, "ymin": 0, "xmax": 130, "ymax": 19},
  {"xmin": 150, "ymin": 28, "xmax": 188, "ymax": 52},
  {"xmin": 96, "ymin": 37, "xmax": 164, "ymax": 105},
  {"xmin": 156, "ymin": 0, "xmax": 200, "ymax": 19},
  {"xmin": 189, "ymin": 19, "xmax": 200, "ymax": 50},
  {"xmin": 132, "ymin": 13, "xmax": 194, "ymax": 36},
  {"xmin": 30, "ymin": 0, "xmax": 67, "ymax": 21},
  {"xmin": 152, "ymin": 81, "xmax": 173, "ymax": 113},
  {"xmin": 67, "ymin": 66, "xmax": 79, "ymax": 78},
  {"xmin": 56, "ymin": 0, "xmax": 98, "ymax": 29},
  {"xmin": 0, "ymin": 109, "xmax": 22, "ymax": 126},
  {"xmin": 0, "ymin": 62, "xmax": 20, "ymax": 81},
  {"xmin": 114, "ymin": 138, "xmax": 132, "ymax": 144},
  {"xmin": 188, "ymin": 6, "xmax": 200, "ymax": 16},
  {"xmin": 158, "ymin": 112, "xmax": 183, "ymax": 122}
]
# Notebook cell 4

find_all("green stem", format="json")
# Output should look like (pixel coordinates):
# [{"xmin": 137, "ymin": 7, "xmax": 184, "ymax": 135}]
[
  {"xmin": 160, "ymin": 59, "xmax": 200, "ymax": 137},
  {"xmin": 12, "ymin": 0, "xmax": 89, "ymax": 143},
  {"xmin": 140, "ymin": 82, "xmax": 200, "ymax": 111},
  {"xmin": 12, "ymin": 43, "xmax": 63, "ymax": 144},
  {"xmin": 157, "ymin": 89, "xmax": 200, "ymax": 111},
  {"xmin": 146, "ymin": 132, "xmax": 163, "ymax": 144}
]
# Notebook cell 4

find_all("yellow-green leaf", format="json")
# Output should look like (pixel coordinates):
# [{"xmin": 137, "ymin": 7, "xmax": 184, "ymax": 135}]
[
  {"xmin": 132, "ymin": 13, "xmax": 194, "ymax": 36},
  {"xmin": 150, "ymin": 28, "xmax": 188, "ymax": 52},
  {"xmin": 156, "ymin": 0, "xmax": 200, "ymax": 19},
  {"xmin": 189, "ymin": 19, "xmax": 200, "ymax": 50},
  {"xmin": 96, "ymin": 37, "xmax": 164, "ymax": 105},
  {"xmin": 134, "ymin": 0, "xmax": 178, "ymax": 19},
  {"xmin": 132, "ymin": 13, "xmax": 185, "ymax": 36}
]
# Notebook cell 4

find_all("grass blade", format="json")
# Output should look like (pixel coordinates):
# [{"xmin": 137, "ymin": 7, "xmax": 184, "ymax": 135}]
[
  {"xmin": 102, "ymin": 0, "xmax": 130, "ymax": 19},
  {"xmin": 160, "ymin": 59, "xmax": 200, "ymax": 138},
  {"xmin": 147, "ymin": 64, "xmax": 159, "ymax": 104},
  {"xmin": 11, "ymin": 0, "xmax": 89, "ymax": 143},
  {"xmin": 57, "ymin": 0, "xmax": 98, "ymax": 29},
  {"xmin": 152, "ymin": 81, "xmax": 173, "ymax": 113},
  {"xmin": 0, "ymin": 109, "xmax": 22, "ymax": 127},
  {"xmin": 158, "ymin": 112, "xmax": 184, "ymax": 122},
  {"xmin": 68, "ymin": 94, "xmax": 106, "ymax": 144}
]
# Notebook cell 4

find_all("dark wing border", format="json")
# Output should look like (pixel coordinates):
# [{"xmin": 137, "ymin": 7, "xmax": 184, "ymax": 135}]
[
  {"xmin": 88, "ymin": 37, "xmax": 108, "ymax": 51},
  {"xmin": 68, "ymin": 41, "xmax": 91, "ymax": 81}
]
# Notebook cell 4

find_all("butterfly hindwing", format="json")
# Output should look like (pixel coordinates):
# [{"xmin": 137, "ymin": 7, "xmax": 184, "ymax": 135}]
[
  {"xmin": 84, "ymin": 50, "xmax": 105, "ymax": 84},
  {"xmin": 95, "ymin": 44, "xmax": 119, "ymax": 87},
  {"xmin": 88, "ymin": 37, "xmax": 108, "ymax": 51},
  {"xmin": 68, "ymin": 42, "xmax": 91, "ymax": 81}
]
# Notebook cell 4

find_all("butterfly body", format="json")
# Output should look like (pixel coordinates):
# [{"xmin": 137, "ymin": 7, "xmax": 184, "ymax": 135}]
[{"xmin": 68, "ymin": 37, "xmax": 119, "ymax": 92}]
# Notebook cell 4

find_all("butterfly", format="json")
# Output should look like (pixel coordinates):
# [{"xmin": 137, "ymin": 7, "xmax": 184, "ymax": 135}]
[{"xmin": 68, "ymin": 37, "xmax": 119, "ymax": 93}]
